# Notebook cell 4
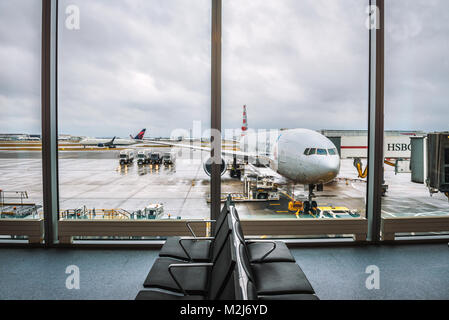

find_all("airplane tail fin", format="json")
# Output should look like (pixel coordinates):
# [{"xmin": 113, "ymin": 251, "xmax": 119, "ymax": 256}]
[
  {"xmin": 241, "ymin": 105, "xmax": 248, "ymax": 137},
  {"xmin": 133, "ymin": 129, "xmax": 146, "ymax": 140}
]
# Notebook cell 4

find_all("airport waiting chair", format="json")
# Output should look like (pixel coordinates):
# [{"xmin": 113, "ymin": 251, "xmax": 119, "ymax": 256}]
[
  {"xmin": 142, "ymin": 215, "xmax": 234, "ymax": 295},
  {"xmin": 136, "ymin": 233, "xmax": 239, "ymax": 300},
  {"xmin": 158, "ymin": 205, "xmax": 229, "ymax": 262},
  {"xmin": 237, "ymin": 241, "xmax": 317, "ymax": 298},
  {"xmin": 245, "ymin": 281, "xmax": 319, "ymax": 300},
  {"xmin": 231, "ymin": 207, "xmax": 296, "ymax": 263}
]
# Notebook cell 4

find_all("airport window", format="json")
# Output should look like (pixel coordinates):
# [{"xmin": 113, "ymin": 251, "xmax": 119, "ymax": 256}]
[
  {"xmin": 381, "ymin": 0, "xmax": 449, "ymax": 239},
  {"xmin": 0, "ymin": 0, "xmax": 43, "ymax": 236},
  {"xmin": 57, "ymin": 0, "xmax": 211, "ymax": 239},
  {"xmin": 222, "ymin": 0, "xmax": 369, "ymax": 239}
]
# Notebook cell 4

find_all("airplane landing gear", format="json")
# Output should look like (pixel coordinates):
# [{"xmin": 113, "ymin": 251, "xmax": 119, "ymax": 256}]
[
  {"xmin": 286, "ymin": 184, "xmax": 319, "ymax": 216},
  {"xmin": 303, "ymin": 184, "xmax": 318, "ymax": 216},
  {"xmin": 229, "ymin": 155, "xmax": 244, "ymax": 179}
]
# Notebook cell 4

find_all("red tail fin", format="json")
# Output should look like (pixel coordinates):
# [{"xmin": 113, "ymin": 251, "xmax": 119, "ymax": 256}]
[{"xmin": 241, "ymin": 105, "xmax": 248, "ymax": 136}]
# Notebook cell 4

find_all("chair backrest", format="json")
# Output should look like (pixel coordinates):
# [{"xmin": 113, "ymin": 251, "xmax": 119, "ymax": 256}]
[
  {"xmin": 230, "ymin": 205, "xmax": 241, "ymax": 222},
  {"xmin": 211, "ymin": 214, "xmax": 233, "ymax": 263},
  {"xmin": 245, "ymin": 280, "xmax": 258, "ymax": 300},
  {"xmin": 237, "ymin": 241, "xmax": 254, "ymax": 283},
  {"xmin": 208, "ymin": 233, "xmax": 237, "ymax": 300},
  {"xmin": 233, "ymin": 217, "xmax": 246, "ymax": 244},
  {"xmin": 216, "ymin": 270, "xmax": 241, "ymax": 300},
  {"xmin": 212, "ymin": 204, "xmax": 229, "ymax": 237}
]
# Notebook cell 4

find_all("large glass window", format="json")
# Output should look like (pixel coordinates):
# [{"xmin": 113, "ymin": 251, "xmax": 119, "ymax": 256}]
[
  {"xmin": 222, "ymin": 0, "xmax": 369, "ymax": 238},
  {"xmin": 57, "ymin": 0, "xmax": 211, "ymax": 227},
  {"xmin": 0, "ymin": 0, "xmax": 43, "ymax": 223},
  {"xmin": 383, "ymin": 0, "xmax": 449, "ymax": 230}
]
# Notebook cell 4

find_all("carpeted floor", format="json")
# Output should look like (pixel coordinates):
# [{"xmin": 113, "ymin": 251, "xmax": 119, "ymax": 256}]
[{"xmin": 0, "ymin": 243, "xmax": 448, "ymax": 300}]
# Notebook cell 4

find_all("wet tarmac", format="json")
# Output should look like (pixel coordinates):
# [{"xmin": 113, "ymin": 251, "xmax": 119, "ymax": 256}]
[{"xmin": 0, "ymin": 147, "xmax": 448, "ymax": 220}]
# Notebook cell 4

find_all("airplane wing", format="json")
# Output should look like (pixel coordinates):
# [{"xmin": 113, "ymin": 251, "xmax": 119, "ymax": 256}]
[{"xmin": 144, "ymin": 139, "xmax": 271, "ymax": 162}]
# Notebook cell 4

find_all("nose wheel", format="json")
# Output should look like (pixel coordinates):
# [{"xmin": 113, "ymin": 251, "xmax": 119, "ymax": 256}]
[
  {"xmin": 286, "ymin": 184, "xmax": 320, "ymax": 216},
  {"xmin": 303, "ymin": 200, "xmax": 318, "ymax": 215},
  {"xmin": 304, "ymin": 184, "xmax": 319, "ymax": 216}
]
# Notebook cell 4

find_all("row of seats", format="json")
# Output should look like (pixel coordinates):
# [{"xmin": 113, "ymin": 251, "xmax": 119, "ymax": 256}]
[{"xmin": 135, "ymin": 198, "xmax": 318, "ymax": 300}]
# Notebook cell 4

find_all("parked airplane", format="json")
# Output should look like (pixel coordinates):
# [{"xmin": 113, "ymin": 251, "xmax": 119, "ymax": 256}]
[
  {"xmin": 147, "ymin": 106, "xmax": 340, "ymax": 209},
  {"xmin": 130, "ymin": 129, "xmax": 147, "ymax": 140},
  {"xmin": 80, "ymin": 129, "xmax": 146, "ymax": 148}
]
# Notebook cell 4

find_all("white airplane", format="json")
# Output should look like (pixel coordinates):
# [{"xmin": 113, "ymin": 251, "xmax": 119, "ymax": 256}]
[
  {"xmin": 80, "ymin": 129, "xmax": 146, "ymax": 148},
  {"xmin": 147, "ymin": 106, "xmax": 340, "ymax": 211}
]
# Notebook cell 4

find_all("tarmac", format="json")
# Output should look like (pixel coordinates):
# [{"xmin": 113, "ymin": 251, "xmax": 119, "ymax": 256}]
[{"xmin": 0, "ymin": 144, "xmax": 448, "ymax": 220}]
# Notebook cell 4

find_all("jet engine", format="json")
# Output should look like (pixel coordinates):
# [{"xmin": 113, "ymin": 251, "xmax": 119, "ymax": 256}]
[{"xmin": 203, "ymin": 157, "xmax": 227, "ymax": 176}]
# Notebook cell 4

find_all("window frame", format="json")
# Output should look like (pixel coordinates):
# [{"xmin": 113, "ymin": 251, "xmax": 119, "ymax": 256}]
[{"xmin": 34, "ymin": 0, "xmax": 435, "ymax": 246}]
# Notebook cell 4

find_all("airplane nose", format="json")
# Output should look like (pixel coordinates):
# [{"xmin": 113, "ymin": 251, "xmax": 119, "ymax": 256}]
[
  {"xmin": 327, "ymin": 157, "xmax": 340, "ymax": 177},
  {"xmin": 315, "ymin": 156, "xmax": 340, "ymax": 182}
]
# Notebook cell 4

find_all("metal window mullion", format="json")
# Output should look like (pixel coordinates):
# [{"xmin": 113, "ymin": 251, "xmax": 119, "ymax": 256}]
[
  {"xmin": 41, "ymin": 0, "xmax": 59, "ymax": 246},
  {"xmin": 366, "ymin": 0, "xmax": 384, "ymax": 243},
  {"xmin": 210, "ymin": 0, "xmax": 222, "ymax": 221}
]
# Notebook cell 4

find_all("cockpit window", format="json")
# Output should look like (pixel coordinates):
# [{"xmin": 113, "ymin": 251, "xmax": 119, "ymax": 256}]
[
  {"xmin": 328, "ymin": 148, "xmax": 337, "ymax": 155},
  {"xmin": 304, "ymin": 148, "xmax": 310, "ymax": 155},
  {"xmin": 317, "ymin": 149, "xmax": 327, "ymax": 155},
  {"xmin": 308, "ymin": 148, "xmax": 316, "ymax": 155}
]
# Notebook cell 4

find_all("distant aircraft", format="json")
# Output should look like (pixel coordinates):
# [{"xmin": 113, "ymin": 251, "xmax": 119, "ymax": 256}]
[
  {"xmin": 147, "ymin": 106, "xmax": 340, "ymax": 210},
  {"xmin": 130, "ymin": 129, "xmax": 146, "ymax": 140},
  {"xmin": 80, "ymin": 129, "xmax": 146, "ymax": 148}
]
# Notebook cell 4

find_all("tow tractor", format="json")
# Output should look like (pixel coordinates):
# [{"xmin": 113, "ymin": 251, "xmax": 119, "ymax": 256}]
[
  {"xmin": 283, "ymin": 182, "xmax": 323, "ymax": 216},
  {"xmin": 228, "ymin": 155, "xmax": 245, "ymax": 179},
  {"xmin": 282, "ymin": 187, "xmax": 319, "ymax": 216}
]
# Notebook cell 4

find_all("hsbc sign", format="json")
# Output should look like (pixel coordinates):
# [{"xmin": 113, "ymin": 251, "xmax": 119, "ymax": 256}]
[
  {"xmin": 387, "ymin": 143, "xmax": 411, "ymax": 152},
  {"xmin": 384, "ymin": 136, "xmax": 415, "ymax": 158}
]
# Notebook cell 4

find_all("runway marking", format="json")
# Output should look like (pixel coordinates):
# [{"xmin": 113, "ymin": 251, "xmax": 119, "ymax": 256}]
[
  {"xmin": 276, "ymin": 211, "xmax": 289, "ymax": 213},
  {"xmin": 270, "ymin": 203, "xmax": 281, "ymax": 206}
]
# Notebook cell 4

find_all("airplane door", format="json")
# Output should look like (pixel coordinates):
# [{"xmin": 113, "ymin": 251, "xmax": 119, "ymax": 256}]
[{"xmin": 278, "ymin": 139, "xmax": 288, "ymax": 164}]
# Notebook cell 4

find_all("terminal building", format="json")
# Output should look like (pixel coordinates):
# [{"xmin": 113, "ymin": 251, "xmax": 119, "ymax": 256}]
[{"xmin": 321, "ymin": 130, "xmax": 426, "ymax": 159}]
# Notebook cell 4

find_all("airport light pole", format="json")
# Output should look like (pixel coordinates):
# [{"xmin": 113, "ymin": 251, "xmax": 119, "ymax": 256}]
[{"xmin": 210, "ymin": 0, "xmax": 222, "ymax": 221}]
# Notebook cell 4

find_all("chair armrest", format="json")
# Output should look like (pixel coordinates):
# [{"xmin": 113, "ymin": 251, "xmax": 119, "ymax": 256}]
[
  {"xmin": 247, "ymin": 240, "xmax": 277, "ymax": 262},
  {"xmin": 185, "ymin": 220, "xmax": 216, "ymax": 238},
  {"xmin": 178, "ymin": 237, "xmax": 214, "ymax": 261},
  {"xmin": 168, "ymin": 263, "xmax": 213, "ymax": 295}
]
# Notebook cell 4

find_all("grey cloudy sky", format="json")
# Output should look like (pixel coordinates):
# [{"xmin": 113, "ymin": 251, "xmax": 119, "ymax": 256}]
[{"xmin": 0, "ymin": 0, "xmax": 448, "ymax": 137}]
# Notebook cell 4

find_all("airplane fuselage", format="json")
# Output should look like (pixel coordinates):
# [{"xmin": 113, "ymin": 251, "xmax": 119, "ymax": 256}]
[
  {"xmin": 240, "ymin": 128, "xmax": 340, "ymax": 185},
  {"xmin": 79, "ymin": 138, "xmax": 139, "ymax": 147}
]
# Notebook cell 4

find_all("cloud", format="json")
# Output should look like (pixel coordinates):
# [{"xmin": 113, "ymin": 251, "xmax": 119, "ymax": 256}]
[
  {"xmin": 0, "ymin": 0, "xmax": 41, "ymax": 134},
  {"xmin": 0, "ymin": 0, "xmax": 448, "ymax": 137}
]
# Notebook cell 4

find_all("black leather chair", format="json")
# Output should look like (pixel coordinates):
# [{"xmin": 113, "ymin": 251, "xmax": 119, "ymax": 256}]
[
  {"xmin": 232, "ymin": 211, "xmax": 295, "ymax": 263},
  {"xmin": 136, "ymin": 233, "xmax": 238, "ymax": 300},
  {"xmin": 136, "ymin": 197, "xmax": 318, "ymax": 300},
  {"xmin": 237, "ymin": 241, "xmax": 317, "ymax": 298},
  {"xmin": 245, "ymin": 280, "xmax": 319, "ymax": 300},
  {"xmin": 158, "ymin": 205, "xmax": 229, "ymax": 262},
  {"xmin": 142, "ymin": 214, "xmax": 233, "ymax": 295}
]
